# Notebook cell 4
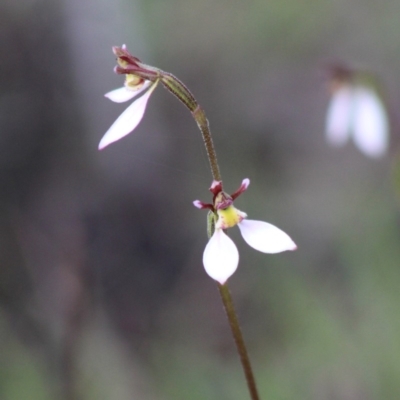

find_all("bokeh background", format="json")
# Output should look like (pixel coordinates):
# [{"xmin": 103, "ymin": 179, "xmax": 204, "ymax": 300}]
[{"xmin": 1, "ymin": 0, "xmax": 400, "ymax": 399}]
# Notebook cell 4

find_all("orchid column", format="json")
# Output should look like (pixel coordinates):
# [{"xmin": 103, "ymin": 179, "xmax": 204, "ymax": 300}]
[{"xmin": 99, "ymin": 45, "xmax": 297, "ymax": 400}]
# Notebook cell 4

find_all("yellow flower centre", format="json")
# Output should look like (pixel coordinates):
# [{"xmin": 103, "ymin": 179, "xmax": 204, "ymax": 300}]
[
  {"xmin": 117, "ymin": 58, "xmax": 129, "ymax": 68},
  {"xmin": 124, "ymin": 74, "xmax": 145, "ymax": 91},
  {"xmin": 216, "ymin": 206, "xmax": 247, "ymax": 230}
]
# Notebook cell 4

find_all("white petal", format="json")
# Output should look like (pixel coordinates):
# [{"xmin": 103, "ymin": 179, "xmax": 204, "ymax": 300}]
[
  {"xmin": 241, "ymin": 178, "xmax": 250, "ymax": 190},
  {"xmin": 326, "ymin": 86, "xmax": 353, "ymax": 146},
  {"xmin": 104, "ymin": 81, "xmax": 151, "ymax": 103},
  {"xmin": 99, "ymin": 84, "xmax": 156, "ymax": 150},
  {"xmin": 352, "ymin": 86, "xmax": 389, "ymax": 158},
  {"xmin": 203, "ymin": 230, "xmax": 239, "ymax": 284},
  {"xmin": 238, "ymin": 219, "xmax": 297, "ymax": 254},
  {"xmin": 193, "ymin": 200, "xmax": 203, "ymax": 209}
]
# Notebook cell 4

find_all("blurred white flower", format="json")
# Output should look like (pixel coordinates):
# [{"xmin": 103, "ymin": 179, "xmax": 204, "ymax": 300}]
[
  {"xmin": 195, "ymin": 179, "xmax": 296, "ymax": 284},
  {"xmin": 326, "ymin": 83, "xmax": 389, "ymax": 158}
]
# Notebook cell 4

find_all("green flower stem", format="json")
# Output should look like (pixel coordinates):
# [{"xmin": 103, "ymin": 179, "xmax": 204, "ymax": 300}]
[
  {"xmin": 163, "ymin": 67, "xmax": 256, "ymax": 398},
  {"xmin": 192, "ymin": 106, "xmax": 221, "ymax": 182},
  {"xmin": 161, "ymin": 75, "xmax": 221, "ymax": 182},
  {"xmin": 161, "ymin": 72, "xmax": 198, "ymax": 112},
  {"xmin": 218, "ymin": 283, "xmax": 260, "ymax": 400}
]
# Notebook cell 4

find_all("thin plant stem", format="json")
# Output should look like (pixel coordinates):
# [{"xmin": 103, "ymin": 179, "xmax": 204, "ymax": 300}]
[
  {"xmin": 111, "ymin": 48, "xmax": 260, "ymax": 399},
  {"xmin": 162, "ymin": 62, "xmax": 257, "ymax": 399},
  {"xmin": 218, "ymin": 283, "xmax": 260, "ymax": 400},
  {"xmin": 161, "ymin": 73, "xmax": 221, "ymax": 182},
  {"xmin": 192, "ymin": 106, "xmax": 221, "ymax": 182}
]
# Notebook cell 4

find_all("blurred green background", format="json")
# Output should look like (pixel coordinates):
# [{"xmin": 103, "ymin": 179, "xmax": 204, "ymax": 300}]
[{"xmin": 1, "ymin": 0, "xmax": 400, "ymax": 399}]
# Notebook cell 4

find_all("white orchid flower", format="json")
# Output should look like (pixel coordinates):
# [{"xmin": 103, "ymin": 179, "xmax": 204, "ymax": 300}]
[
  {"xmin": 99, "ymin": 45, "xmax": 162, "ymax": 150},
  {"xmin": 100, "ymin": 45, "xmax": 203, "ymax": 150},
  {"xmin": 194, "ymin": 179, "xmax": 296, "ymax": 284}
]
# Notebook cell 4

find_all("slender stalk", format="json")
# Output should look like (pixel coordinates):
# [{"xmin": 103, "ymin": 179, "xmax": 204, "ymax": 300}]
[
  {"xmin": 161, "ymin": 61, "xmax": 257, "ymax": 398},
  {"xmin": 112, "ymin": 48, "xmax": 260, "ymax": 399},
  {"xmin": 192, "ymin": 106, "xmax": 221, "ymax": 182},
  {"xmin": 161, "ymin": 74, "xmax": 221, "ymax": 182},
  {"xmin": 218, "ymin": 283, "xmax": 260, "ymax": 400}
]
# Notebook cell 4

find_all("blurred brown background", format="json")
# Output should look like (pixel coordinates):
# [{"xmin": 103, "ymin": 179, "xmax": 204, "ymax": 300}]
[{"xmin": 1, "ymin": 0, "xmax": 400, "ymax": 399}]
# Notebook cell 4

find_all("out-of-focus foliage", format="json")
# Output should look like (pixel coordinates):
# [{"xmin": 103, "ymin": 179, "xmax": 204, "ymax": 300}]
[{"xmin": 1, "ymin": 0, "xmax": 400, "ymax": 399}]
